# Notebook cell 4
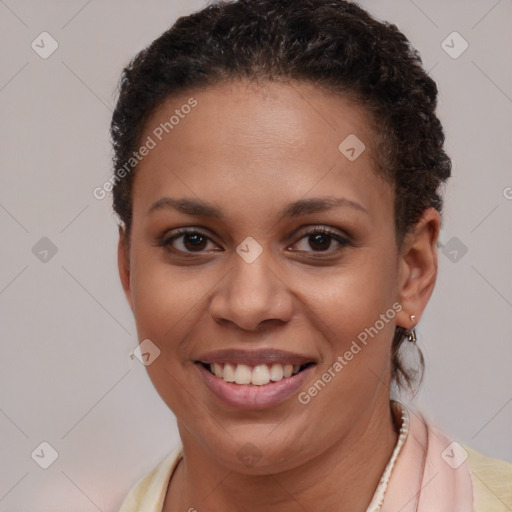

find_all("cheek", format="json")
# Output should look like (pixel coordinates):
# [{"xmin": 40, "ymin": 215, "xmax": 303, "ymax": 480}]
[
  {"xmin": 304, "ymin": 251, "xmax": 399, "ymax": 336},
  {"xmin": 129, "ymin": 248, "xmax": 209, "ymax": 342},
  {"xmin": 297, "ymin": 252, "xmax": 399, "ymax": 401},
  {"xmin": 128, "ymin": 252, "xmax": 207, "ymax": 409}
]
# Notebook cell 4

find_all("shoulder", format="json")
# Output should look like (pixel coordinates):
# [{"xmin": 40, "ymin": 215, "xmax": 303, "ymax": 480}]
[
  {"xmin": 117, "ymin": 446, "xmax": 183, "ymax": 512},
  {"xmin": 464, "ymin": 445, "xmax": 512, "ymax": 512}
]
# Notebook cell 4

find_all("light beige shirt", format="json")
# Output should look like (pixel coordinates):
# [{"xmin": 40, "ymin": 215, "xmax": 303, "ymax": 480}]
[{"xmin": 118, "ymin": 402, "xmax": 512, "ymax": 511}]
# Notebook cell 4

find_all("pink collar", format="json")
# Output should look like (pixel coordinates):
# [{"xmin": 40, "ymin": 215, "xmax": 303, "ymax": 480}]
[{"xmin": 380, "ymin": 402, "xmax": 474, "ymax": 512}]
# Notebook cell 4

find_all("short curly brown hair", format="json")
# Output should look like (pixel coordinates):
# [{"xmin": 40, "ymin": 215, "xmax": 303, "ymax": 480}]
[{"xmin": 110, "ymin": 0, "xmax": 451, "ymax": 391}]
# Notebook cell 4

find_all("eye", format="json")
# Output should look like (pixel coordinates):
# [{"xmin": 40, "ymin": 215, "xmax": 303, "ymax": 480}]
[
  {"xmin": 157, "ymin": 228, "xmax": 221, "ymax": 254},
  {"xmin": 156, "ymin": 225, "xmax": 352, "ymax": 257},
  {"xmin": 289, "ymin": 226, "xmax": 352, "ymax": 255}
]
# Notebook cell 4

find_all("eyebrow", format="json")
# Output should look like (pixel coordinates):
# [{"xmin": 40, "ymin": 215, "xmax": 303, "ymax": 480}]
[{"xmin": 148, "ymin": 196, "xmax": 368, "ymax": 220}]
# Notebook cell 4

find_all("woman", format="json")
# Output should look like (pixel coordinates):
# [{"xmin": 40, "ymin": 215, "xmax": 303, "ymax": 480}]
[{"xmin": 112, "ymin": 0, "xmax": 512, "ymax": 510}]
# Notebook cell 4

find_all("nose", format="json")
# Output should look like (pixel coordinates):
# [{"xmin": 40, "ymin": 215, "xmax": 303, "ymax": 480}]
[{"xmin": 209, "ymin": 246, "xmax": 293, "ymax": 332}]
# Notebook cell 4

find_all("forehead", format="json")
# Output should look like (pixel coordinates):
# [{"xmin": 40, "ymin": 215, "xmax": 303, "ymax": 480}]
[
  {"xmin": 142, "ymin": 79, "xmax": 377, "ymax": 159},
  {"xmin": 131, "ymin": 80, "xmax": 390, "ymax": 224}
]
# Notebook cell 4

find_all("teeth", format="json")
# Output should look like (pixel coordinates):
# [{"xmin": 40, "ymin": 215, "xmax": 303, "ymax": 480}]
[
  {"xmin": 251, "ymin": 364, "xmax": 270, "ymax": 385},
  {"xmin": 212, "ymin": 362, "xmax": 223, "ymax": 378},
  {"xmin": 207, "ymin": 362, "xmax": 307, "ymax": 385},
  {"xmin": 233, "ymin": 364, "xmax": 252, "ymax": 385},
  {"xmin": 269, "ymin": 363, "xmax": 284, "ymax": 381},
  {"xmin": 223, "ymin": 363, "xmax": 235, "ymax": 382},
  {"xmin": 283, "ymin": 364, "xmax": 293, "ymax": 378}
]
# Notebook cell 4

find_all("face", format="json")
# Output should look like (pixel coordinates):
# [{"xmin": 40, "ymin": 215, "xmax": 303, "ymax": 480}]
[{"xmin": 118, "ymin": 80, "xmax": 438, "ymax": 473}]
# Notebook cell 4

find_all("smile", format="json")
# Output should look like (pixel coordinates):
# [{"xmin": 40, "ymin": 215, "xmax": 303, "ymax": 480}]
[
  {"xmin": 195, "ymin": 360, "xmax": 317, "ymax": 409},
  {"xmin": 199, "ymin": 361, "xmax": 316, "ymax": 386}
]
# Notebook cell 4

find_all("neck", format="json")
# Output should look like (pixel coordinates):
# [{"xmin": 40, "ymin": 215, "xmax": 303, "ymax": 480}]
[{"xmin": 164, "ymin": 399, "xmax": 398, "ymax": 512}]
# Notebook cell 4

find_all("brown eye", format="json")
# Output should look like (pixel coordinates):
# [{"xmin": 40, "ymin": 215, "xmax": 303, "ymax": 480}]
[
  {"xmin": 158, "ymin": 228, "xmax": 221, "ymax": 254},
  {"xmin": 180, "ymin": 232, "xmax": 208, "ymax": 251},
  {"xmin": 290, "ymin": 226, "xmax": 351, "ymax": 254},
  {"xmin": 307, "ymin": 232, "xmax": 333, "ymax": 251}
]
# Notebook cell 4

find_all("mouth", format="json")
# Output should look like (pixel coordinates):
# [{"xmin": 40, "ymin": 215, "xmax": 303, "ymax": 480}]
[
  {"xmin": 193, "ymin": 349, "xmax": 318, "ymax": 410},
  {"xmin": 193, "ymin": 348, "xmax": 318, "ymax": 409},
  {"xmin": 197, "ymin": 361, "xmax": 316, "ymax": 386}
]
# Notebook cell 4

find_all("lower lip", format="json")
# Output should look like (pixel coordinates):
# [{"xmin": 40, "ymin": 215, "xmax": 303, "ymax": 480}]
[{"xmin": 196, "ymin": 363, "xmax": 315, "ymax": 410}]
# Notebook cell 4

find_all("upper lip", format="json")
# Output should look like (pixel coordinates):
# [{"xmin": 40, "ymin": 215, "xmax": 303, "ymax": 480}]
[{"xmin": 195, "ymin": 348, "xmax": 317, "ymax": 366}]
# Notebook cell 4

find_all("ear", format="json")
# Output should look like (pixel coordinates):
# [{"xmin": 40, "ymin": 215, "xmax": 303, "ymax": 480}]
[
  {"xmin": 117, "ymin": 226, "xmax": 133, "ymax": 311},
  {"xmin": 395, "ymin": 207, "xmax": 440, "ymax": 330}
]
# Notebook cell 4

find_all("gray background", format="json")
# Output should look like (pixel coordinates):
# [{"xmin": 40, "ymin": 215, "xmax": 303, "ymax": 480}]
[{"xmin": 0, "ymin": 0, "xmax": 510, "ymax": 510}]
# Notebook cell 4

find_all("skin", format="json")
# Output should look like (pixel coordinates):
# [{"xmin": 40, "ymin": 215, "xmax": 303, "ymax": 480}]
[{"xmin": 117, "ymin": 80, "xmax": 440, "ymax": 512}]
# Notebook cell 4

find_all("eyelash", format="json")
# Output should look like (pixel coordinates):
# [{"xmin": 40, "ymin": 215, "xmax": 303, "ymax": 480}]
[{"xmin": 156, "ymin": 226, "xmax": 352, "ymax": 257}]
